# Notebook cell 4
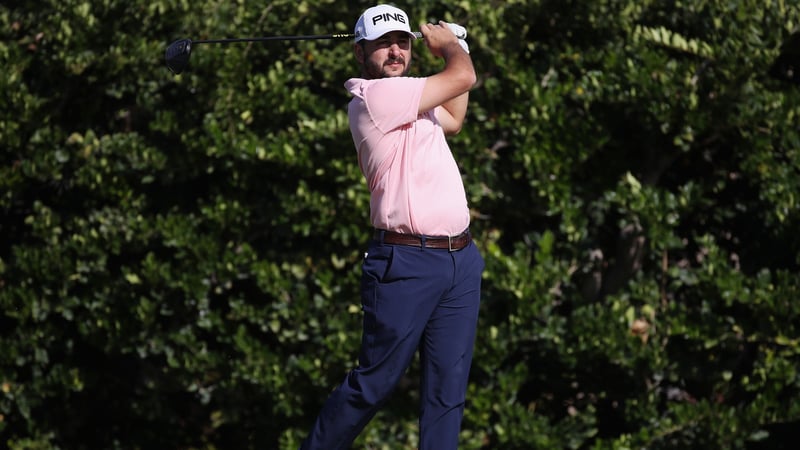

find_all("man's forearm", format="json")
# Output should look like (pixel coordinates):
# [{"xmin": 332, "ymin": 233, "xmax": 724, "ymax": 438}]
[
  {"xmin": 441, "ymin": 91, "xmax": 470, "ymax": 130},
  {"xmin": 418, "ymin": 23, "xmax": 476, "ymax": 120},
  {"xmin": 434, "ymin": 43, "xmax": 473, "ymax": 134}
]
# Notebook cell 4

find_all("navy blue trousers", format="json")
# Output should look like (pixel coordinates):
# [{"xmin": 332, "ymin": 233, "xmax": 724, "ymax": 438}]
[{"xmin": 301, "ymin": 236, "xmax": 484, "ymax": 450}]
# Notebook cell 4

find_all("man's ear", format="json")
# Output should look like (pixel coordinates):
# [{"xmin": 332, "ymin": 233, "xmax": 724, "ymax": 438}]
[{"xmin": 354, "ymin": 43, "xmax": 365, "ymax": 64}]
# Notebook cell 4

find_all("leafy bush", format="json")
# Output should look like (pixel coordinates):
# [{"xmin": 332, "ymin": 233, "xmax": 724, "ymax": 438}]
[{"xmin": 2, "ymin": 0, "xmax": 799, "ymax": 448}]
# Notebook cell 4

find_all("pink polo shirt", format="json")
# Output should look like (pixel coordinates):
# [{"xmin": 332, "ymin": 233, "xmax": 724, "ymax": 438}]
[{"xmin": 345, "ymin": 76, "xmax": 470, "ymax": 237}]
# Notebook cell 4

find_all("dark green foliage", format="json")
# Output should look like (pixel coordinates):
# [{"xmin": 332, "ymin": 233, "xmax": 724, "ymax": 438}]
[{"xmin": 2, "ymin": 0, "xmax": 799, "ymax": 448}]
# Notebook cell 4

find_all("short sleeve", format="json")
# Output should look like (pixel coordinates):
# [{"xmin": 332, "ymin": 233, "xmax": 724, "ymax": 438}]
[{"xmin": 360, "ymin": 77, "xmax": 427, "ymax": 134}]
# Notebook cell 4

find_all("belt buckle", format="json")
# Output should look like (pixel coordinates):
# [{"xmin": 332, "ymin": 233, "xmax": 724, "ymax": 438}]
[{"xmin": 448, "ymin": 235, "xmax": 454, "ymax": 252}]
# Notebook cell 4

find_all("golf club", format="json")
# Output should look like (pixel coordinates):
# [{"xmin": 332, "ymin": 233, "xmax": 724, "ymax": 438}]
[{"xmin": 165, "ymin": 31, "xmax": 425, "ymax": 74}]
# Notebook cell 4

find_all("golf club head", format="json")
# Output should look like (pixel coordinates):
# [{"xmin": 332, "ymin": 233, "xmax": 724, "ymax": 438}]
[{"xmin": 165, "ymin": 38, "xmax": 192, "ymax": 74}]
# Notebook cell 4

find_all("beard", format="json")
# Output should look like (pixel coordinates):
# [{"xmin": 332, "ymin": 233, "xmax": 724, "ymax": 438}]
[{"xmin": 364, "ymin": 56, "xmax": 410, "ymax": 79}]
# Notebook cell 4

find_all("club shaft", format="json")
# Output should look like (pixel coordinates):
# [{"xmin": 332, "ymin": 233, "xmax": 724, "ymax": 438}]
[
  {"xmin": 194, "ymin": 34, "xmax": 353, "ymax": 44},
  {"xmin": 192, "ymin": 31, "xmax": 422, "ymax": 44}
]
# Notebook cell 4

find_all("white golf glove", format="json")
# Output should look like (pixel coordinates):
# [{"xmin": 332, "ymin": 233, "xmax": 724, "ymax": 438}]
[
  {"xmin": 446, "ymin": 22, "xmax": 470, "ymax": 54},
  {"xmin": 446, "ymin": 23, "xmax": 467, "ymax": 39}
]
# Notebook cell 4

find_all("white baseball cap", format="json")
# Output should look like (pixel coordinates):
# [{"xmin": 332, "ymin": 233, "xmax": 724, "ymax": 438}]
[{"xmin": 354, "ymin": 5, "xmax": 417, "ymax": 42}]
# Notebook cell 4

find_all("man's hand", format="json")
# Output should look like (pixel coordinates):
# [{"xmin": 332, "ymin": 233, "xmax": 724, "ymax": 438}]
[
  {"xmin": 420, "ymin": 21, "xmax": 463, "ymax": 58},
  {"xmin": 446, "ymin": 23, "xmax": 469, "ymax": 54}
]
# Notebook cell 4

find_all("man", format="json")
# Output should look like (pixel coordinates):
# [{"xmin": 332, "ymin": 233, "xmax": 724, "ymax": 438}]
[{"xmin": 300, "ymin": 4, "xmax": 483, "ymax": 449}]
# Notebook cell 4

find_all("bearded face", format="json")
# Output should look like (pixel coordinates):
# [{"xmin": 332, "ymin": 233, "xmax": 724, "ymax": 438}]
[{"xmin": 356, "ymin": 31, "xmax": 413, "ymax": 79}]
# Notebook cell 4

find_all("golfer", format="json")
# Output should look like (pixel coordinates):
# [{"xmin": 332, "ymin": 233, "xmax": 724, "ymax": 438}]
[{"xmin": 300, "ymin": 4, "xmax": 483, "ymax": 449}]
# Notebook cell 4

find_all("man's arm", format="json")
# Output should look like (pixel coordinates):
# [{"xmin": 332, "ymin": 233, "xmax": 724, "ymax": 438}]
[
  {"xmin": 437, "ymin": 91, "xmax": 469, "ymax": 135},
  {"xmin": 418, "ymin": 21, "xmax": 476, "ymax": 132}
]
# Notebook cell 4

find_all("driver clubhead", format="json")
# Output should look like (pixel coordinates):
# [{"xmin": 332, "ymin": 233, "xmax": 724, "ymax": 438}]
[{"xmin": 165, "ymin": 39, "xmax": 192, "ymax": 74}]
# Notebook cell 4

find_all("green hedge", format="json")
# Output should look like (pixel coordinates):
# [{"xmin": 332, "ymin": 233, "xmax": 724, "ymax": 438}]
[{"xmin": 2, "ymin": 0, "xmax": 799, "ymax": 448}]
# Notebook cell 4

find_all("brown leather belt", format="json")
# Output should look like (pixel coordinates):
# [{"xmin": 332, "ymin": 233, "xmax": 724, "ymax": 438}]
[{"xmin": 374, "ymin": 229, "xmax": 471, "ymax": 251}]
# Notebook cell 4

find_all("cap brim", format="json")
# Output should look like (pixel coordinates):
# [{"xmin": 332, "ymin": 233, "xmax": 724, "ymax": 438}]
[{"xmin": 357, "ymin": 30, "xmax": 418, "ymax": 42}]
